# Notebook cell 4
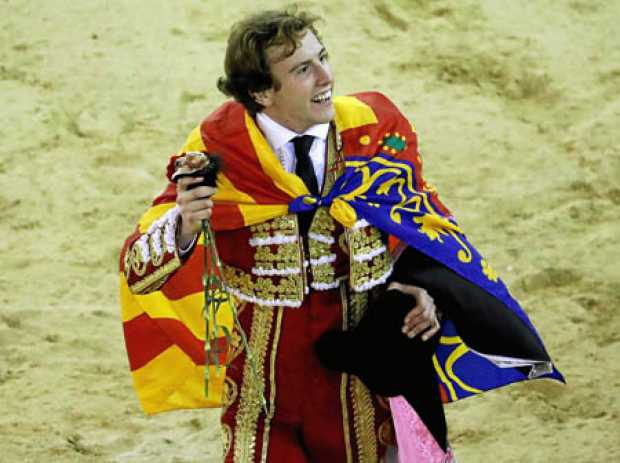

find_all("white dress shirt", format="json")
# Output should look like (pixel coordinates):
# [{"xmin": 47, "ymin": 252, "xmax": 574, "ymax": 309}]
[{"xmin": 255, "ymin": 112, "xmax": 329, "ymax": 193}]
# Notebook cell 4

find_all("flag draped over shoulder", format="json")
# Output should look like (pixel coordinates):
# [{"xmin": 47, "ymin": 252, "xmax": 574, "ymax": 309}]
[
  {"xmin": 120, "ymin": 92, "xmax": 563, "ymax": 414},
  {"xmin": 307, "ymin": 151, "xmax": 565, "ymax": 400}
]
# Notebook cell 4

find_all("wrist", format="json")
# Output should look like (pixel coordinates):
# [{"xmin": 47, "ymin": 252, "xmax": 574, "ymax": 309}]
[{"xmin": 176, "ymin": 216, "xmax": 198, "ymax": 253}]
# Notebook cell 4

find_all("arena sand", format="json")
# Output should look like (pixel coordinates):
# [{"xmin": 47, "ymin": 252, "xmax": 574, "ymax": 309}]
[{"xmin": 1, "ymin": 0, "xmax": 619, "ymax": 461}]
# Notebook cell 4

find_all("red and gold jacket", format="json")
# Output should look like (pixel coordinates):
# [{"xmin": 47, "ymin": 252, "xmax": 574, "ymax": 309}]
[{"xmin": 119, "ymin": 92, "xmax": 448, "ymax": 414}]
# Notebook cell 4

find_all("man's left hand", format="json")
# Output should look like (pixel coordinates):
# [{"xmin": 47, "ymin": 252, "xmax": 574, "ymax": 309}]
[{"xmin": 388, "ymin": 282, "xmax": 441, "ymax": 342}]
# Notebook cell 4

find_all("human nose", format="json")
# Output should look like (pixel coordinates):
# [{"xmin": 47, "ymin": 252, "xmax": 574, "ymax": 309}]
[{"xmin": 315, "ymin": 59, "xmax": 332, "ymax": 85}]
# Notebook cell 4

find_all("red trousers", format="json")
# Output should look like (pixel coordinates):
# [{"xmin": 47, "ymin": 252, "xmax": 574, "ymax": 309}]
[{"xmin": 221, "ymin": 289, "xmax": 392, "ymax": 462}]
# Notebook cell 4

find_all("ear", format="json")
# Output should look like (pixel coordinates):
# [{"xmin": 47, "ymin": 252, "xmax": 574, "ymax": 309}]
[{"xmin": 250, "ymin": 89, "xmax": 274, "ymax": 108}]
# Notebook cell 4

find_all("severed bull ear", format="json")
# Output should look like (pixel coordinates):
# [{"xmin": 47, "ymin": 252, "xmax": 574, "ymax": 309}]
[{"xmin": 171, "ymin": 151, "xmax": 221, "ymax": 189}]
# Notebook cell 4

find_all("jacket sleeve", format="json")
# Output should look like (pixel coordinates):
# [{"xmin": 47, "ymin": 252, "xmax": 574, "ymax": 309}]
[{"xmin": 119, "ymin": 125, "xmax": 205, "ymax": 294}]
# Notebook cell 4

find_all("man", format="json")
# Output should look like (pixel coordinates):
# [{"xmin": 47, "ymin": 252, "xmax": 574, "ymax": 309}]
[{"xmin": 120, "ymin": 8, "xmax": 562, "ymax": 463}]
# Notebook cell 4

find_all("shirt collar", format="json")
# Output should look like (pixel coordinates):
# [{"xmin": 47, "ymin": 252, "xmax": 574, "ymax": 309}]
[{"xmin": 255, "ymin": 112, "xmax": 330, "ymax": 152}]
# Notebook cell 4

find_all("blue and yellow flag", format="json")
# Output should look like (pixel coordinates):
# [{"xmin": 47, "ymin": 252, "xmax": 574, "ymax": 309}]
[{"xmin": 290, "ymin": 151, "xmax": 565, "ymax": 401}]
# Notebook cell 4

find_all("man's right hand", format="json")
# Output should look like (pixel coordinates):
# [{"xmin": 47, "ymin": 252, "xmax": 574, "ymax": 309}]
[{"xmin": 176, "ymin": 176, "xmax": 216, "ymax": 248}]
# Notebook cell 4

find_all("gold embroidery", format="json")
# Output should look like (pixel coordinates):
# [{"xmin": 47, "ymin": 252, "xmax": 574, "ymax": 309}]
[
  {"xmin": 311, "ymin": 207, "xmax": 337, "ymax": 236},
  {"xmin": 222, "ymin": 377, "xmax": 238, "ymax": 410},
  {"xmin": 149, "ymin": 234, "xmax": 165, "ymax": 267},
  {"xmin": 340, "ymin": 283, "xmax": 379, "ymax": 462},
  {"xmin": 481, "ymin": 258, "xmax": 498, "ymax": 282},
  {"xmin": 350, "ymin": 252, "xmax": 392, "ymax": 290},
  {"xmin": 228, "ymin": 330, "xmax": 245, "ymax": 363},
  {"xmin": 346, "ymin": 224, "xmax": 392, "ymax": 291},
  {"xmin": 243, "ymin": 214, "xmax": 306, "ymax": 303},
  {"xmin": 128, "ymin": 254, "xmax": 181, "ymax": 294},
  {"xmin": 348, "ymin": 225, "xmax": 384, "ymax": 261},
  {"xmin": 308, "ymin": 208, "xmax": 347, "ymax": 289},
  {"xmin": 348, "ymin": 291, "xmax": 368, "ymax": 329},
  {"xmin": 222, "ymin": 423, "xmax": 233, "ymax": 460},
  {"xmin": 351, "ymin": 376, "xmax": 378, "ymax": 463},
  {"xmin": 254, "ymin": 242, "xmax": 300, "ymax": 264},
  {"xmin": 341, "ymin": 373, "xmax": 354, "ymax": 463},
  {"xmin": 223, "ymin": 265, "xmax": 305, "ymax": 305},
  {"xmin": 260, "ymin": 307, "xmax": 283, "ymax": 463},
  {"xmin": 249, "ymin": 214, "xmax": 297, "ymax": 239},
  {"xmin": 339, "ymin": 283, "xmax": 354, "ymax": 463},
  {"xmin": 324, "ymin": 123, "xmax": 346, "ymax": 195},
  {"xmin": 378, "ymin": 418, "xmax": 395, "ymax": 446},
  {"xmin": 128, "ymin": 243, "xmax": 148, "ymax": 277},
  {"xmin": 233, "ymin": 306, "xmax": 274, "ymax": 463}
]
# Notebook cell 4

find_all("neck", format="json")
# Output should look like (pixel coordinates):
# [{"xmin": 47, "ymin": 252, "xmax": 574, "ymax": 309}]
[{"xmin": 261, "ymin": 111, "xmax": 309, "ymax": 134}]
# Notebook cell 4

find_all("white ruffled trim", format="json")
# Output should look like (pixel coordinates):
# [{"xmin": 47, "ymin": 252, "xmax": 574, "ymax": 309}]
[
  {"xmin": 150, "ymin": 228, "xmax": 163, "ymax": 257},
  {"xmin": 351, "ymin": 264, "xmax": 393, "ymax": 292},
  {"xmin": 251, "ymin": 266, "xmax": 301, "ymax": 276},
  {"xmin": 164, "ymin": 214, "xmax": 178, "ymax": 254},
  {"xmin": 310, "ymin": 280, "xmax": 341, "ymax": 290},
  {"xmin": 135, "ymin": 206, "xmax": 180, "ymax": 263},
  {"xmin": 309, "ymin": 254, "xmax": 337, "ymax": 266},
  {"xmin": 352, "ymin": 245, "xmax": 387, "ymax": 263},
  {"xmin": 249, "ymin": 234, "xmax": 298, "ymax": 247},
  {"xmin": 147, "ymin": 206, "xmax": 180, "ymax": 234},
  {"xmin": 308, "ymin": 232, "xmax": 335, "ymax": 244},
  {"xmin": 136, "ymin": 235, "xmax": 150, "ymax": 261},
  {"xmin": 350, "ymin": 219, "xmax": 370, "ymax": 231},
  {"xmin": 178, "ymin": 234, "xmax": 197, "ymax": 256},
  {"xmin": 223, "ymin": 285, "xmax": 302, "ymax": 308}
]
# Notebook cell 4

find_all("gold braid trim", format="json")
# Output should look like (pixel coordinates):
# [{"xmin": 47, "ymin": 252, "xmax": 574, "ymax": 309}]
[
  {"xmin": 221, "ymin": 377, "xmax": 238, "ymax": 415},
  {"xmin": 223, "ymin": 264, "xmax": 305, "ymax": 307},
  {"xmin": 233, "ymin": 306, "xmax": 274, "ymax": 463},
  {"xmin": 222, "ymin": 423, "xmax": 233, "ymax": 460},
  {"xmin": 339, "ymin": 282, "xmax": 354, "ymax": 463},
  {"xmin": 128, "ymin": 255, "xmax": 181, "ymax": 294},
  {"xmin": 308, "ymin": 208, "xmax": 343, "ymax": 289},
  {"xmin": 260, "ymin": 307, "xmax": 283, "ymax": 463},
  {"xmin": 351, "ymin": 376, "xmax": 378, "ymax": 463},
  {"xmin": 347, "ymin": 224, "xmax": 392, "ymax": 292},
  {"xmin": 348, "ymin": 291, "xmax": 368, "ymax": 329}
]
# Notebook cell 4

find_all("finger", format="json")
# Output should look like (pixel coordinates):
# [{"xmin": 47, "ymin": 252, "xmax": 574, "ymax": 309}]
[
  {"xmin": 403, "ymin": 306, "xmax": 424, "ymax": 325},
  {"xmin": 388, "ymin": 282, "xmax": 422, "ymax": 297},
  {"xmin": 421, "ymin": 322, "xmax": 441, "ymax": 342},
  {"xmin": 404, "ymin": 320, "xmax": 432, "ymax": 338},
  {"xmin": 182, "ymin": 198, "xmax": 214, "ymax": 213},
  {"xmin": 176, "ymin": 176, "xmax": 204, "ymax": 190},
  {"xmin": 183, "ymin": 186, "xmax": 215, "ymax": 199},
  {"xmin": 405, "ymin": 312, "xmax": 434, "ymax": 329},
  {"xmin": 187, "ymin": 208, "xmax": 213, "ymax": 222},
  {"xmin": 402, "ymin": 317, "xmax": 431, "ymax": 337},
  {"xmin": 177, "ymin": 189, "xmax": 215, "ymax": 209}
]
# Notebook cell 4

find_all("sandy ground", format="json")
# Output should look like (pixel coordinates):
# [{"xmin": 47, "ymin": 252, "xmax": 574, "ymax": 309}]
[{"xmin": 1, "ymin": 0, "xmax": 619, "ymax": 461}]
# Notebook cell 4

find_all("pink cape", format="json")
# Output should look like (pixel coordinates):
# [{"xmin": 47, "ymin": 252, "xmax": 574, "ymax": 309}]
[{"xmin": 389, "ymin": 396, "xmax": 454, "ymax": 463}]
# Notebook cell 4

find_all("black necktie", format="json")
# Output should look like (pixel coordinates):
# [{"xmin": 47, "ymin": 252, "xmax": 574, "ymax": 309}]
[{"xmin": 292, "ymin": 135, "xmax": 319, "ymax": 196}]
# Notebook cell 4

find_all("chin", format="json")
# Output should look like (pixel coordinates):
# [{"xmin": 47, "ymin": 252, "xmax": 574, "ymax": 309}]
[{"xmin": 315, "ymin": 105, "xmax": 335, "ymax": 124}]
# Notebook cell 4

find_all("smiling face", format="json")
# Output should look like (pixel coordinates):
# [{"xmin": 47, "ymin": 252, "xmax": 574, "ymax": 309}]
[{"xmin": 256, "ymin": 30, "xmax": 334, "ymax": 133}]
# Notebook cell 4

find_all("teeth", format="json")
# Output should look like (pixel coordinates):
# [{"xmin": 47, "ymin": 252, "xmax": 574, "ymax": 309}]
[{"xmin": 312, "ymin": 90, "xmax": 331, "ymax": 103}]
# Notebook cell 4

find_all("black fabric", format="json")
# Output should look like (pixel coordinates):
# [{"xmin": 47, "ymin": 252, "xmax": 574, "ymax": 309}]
[
  {"xmin": 316, "ymin": 289, "xmax": 447, "ymax": 450},
  {"xmin": 315, "ymin": 246, "xmax": 552, "ymax": 451},
  {"xmin": 292, "ymin": 135, "xmax": 319, "ymax": 235},
  {"xmin": 293, "ymin": 135, "xmax": 319, "ymax": 195},
  {"xmin": 390, "ymin": 247, "xmax": 550, "ymax": 362}
]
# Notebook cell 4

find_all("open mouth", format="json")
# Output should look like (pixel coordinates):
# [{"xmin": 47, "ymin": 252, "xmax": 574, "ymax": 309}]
[{"xmin": 311, "ymin": 89, "xmax": 332, "ymax": 105}]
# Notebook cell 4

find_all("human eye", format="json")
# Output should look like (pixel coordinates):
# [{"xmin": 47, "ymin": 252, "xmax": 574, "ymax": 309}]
[
  {"xmin": 320, "ymin": 51, "xmax": 329, "ymax": 62},
  {"xmin": 296, "ymin": 64, "xmax": 310, "ymax": 75}
]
